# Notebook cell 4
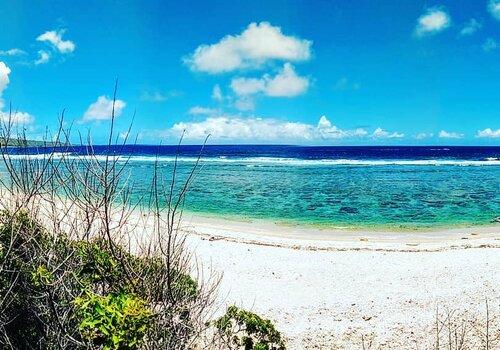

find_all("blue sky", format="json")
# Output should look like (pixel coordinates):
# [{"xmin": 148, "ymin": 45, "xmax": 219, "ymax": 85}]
[{"xmin": 0, "ymin": 0, "xmax": 499, "ymax": 145}]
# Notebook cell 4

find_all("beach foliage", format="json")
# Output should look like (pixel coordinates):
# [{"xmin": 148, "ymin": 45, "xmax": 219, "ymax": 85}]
[
  {"xmin": 73, "ymin": 290, "xmax": 152, "ymax": 349},
  {"xmin": 0, "ymin": 210, "xmax": 207, "ymax": 348},
  {"xmin": 214, "ymin": 305, "xmax": 286, "ymax": 350}
]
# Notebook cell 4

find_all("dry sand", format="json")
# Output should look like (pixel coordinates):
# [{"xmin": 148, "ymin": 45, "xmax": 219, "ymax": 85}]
[{"xmin": 182, "ymin": 214, "xmax": 500, "ymax": 349}]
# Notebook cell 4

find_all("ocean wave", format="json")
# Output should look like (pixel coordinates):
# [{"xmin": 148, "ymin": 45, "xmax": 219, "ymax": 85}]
[
  {"xmin": 3, "ymin": 154, "xmax": 500, "ymax": 166},
  {"xmin": 203, "ymin": 157, "xmax": 500, "ymax": 166}
]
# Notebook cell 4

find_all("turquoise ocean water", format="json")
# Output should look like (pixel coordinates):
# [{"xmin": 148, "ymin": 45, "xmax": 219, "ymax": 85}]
[{"xmin": 5, "ymin": 145, "xmax": 500, "ymax": 230}]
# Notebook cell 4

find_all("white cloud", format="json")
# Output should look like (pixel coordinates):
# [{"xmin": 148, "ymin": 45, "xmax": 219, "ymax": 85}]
[
  {"xmin": 0, "ymin": 111, "xmax": 34, "ymax": 125},
  {"xmin": 231, "ymin": 63, "xmax": 309, "ymax": 98},
  {"xmin": 439, "ymin": 130, "xmax": 463, "ymax": 139},
  {"xmin": 0, "ymin": 62, "xmax": 34, "ymax": 125},
  {"xmin": 185, "ymin": 22, "xmax": 312, "ymax": 73},
  {"xmin": 415, "ymin": 8, "xmax": 451, "ymax": 37},
  {"xmin": 212, "ymin": 84, "xmax": 223, "ymax": 102},
  {"xmin": 0, "ymin": 61, "xmax": 11, "ymax": 110},
  {"xmin": 34, "ymin": 50, "xmax": 50, "ymax": 65},
  {"xmin": 231, "ymin": 77, "xmax": 265, "ymax": 96},
  {"xmin": 188, "ymin": 106, "xmax": 218, "ymax": 115},
  {"xmin": 459, "ymin": 19, "xmax": 482, "ymax": 36},
  {"xmin": 37, "ymin": 29, "xmax": 75, "ymax": 54},
  {"xmin": 317, "ymin": 116, "xmax": 367, "ymax": 139},
  {"xmin": 372, "ymin": 127, "xmax": 404, "ymax": 139},
  {"xmin": 0, "ymin": 48, "xmax": 26, "ymax": 56},
  {"xmin": 482, "ymin": 38, "xmax": 498, "ymax": 52},
  {"xmin": 414, "ymin": 132, "xmax": 434, "ymax": 140},
  {"xmin": 168, "ymin": 116, "xmax": 313, "ymax": 141},
  {"xmin": 82, "ymin": 96, "xmax": 126, "ymax": 122},
  {"xmin": 160, "ymin": 115, "xmax": 374, "ymax": 142},
  {"xmin": 265, "ymin": 63, "xmax": 310, "ymax": 97},
  {"xmin": 476, "ymin": 128, "xmax": 500, "ymax": 138},
  {"xmin": 488, "ymin": 0, "xmax": 500, "ymax": 20}
]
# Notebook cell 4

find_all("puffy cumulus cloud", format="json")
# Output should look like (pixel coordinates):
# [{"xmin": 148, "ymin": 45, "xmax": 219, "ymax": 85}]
[
  {"xmin": 0, "ymin": 62, "xmax": 34, "ymax": 125},
  {"xmin": 168, "ymin": 116, "xmax": 313, "ymax": 141},
  {"xmin": 0, "ymin": 48, "xmax": 26, "ymax": 56},
  {"xmin": 231, "ymin": 63, "xmax": 309, "ymax": 99},
  {"xmin": 231, "ymin": 77, "xmax": 265, "ymax": 96},
  {"xmin": 37, "ymin": 29, "xmax": 75, "ymax": 54},
  {"xmin": 0, "ymin": 111, "xmax": 34, "ymax": 125},
  {"xmin": 82, "ymin": 96, "xmax": 126, "ymax": 122},
  {"xmin": 488, "ymin": 0, "xmax": 500, "ymax": 20},
  {"xmin": 439, "ymin": 130, "xmax": 463, "ymax": 139},
  {"xmin": 0, "ymin": 61, "xmax": 11, "ymax": 109},
  {"xmin": 160, "ymin": 115, "xmax": 372, "ymax": 142},
  {"xmin": 188, "ymin": 106, "xmax": 218, "ymax": 115},
  {"xmin": 482, "ymin": 38, "xmax": 498, "ymax": 52},
  {"xmin": 265, "ymin": 63, "xmax": 310, "ymax": 97},
  {"xmin": 415, "ymin": 8, "xmax": 451, "ymax": 37},
  {"xmin": 316, "ymin": 116, "xmax": 367, "ymax": 139},
  {"xmin": 185, "ymin": 22, "xmax": 312, "ymax": 74},
  {"xmin": 372, "ymin": 127, "xmax": 404, "ymax": 139},
  {"xmin": 460, "ymin": 19, "xmax": 482, "ymax": 36},
  {"xmin": 476, "ymin": 128, "xmax": 500, "ymax": 138},
  {"xmin": 34, "ymin": 50, "xmax": 50, "ymax": 65}
]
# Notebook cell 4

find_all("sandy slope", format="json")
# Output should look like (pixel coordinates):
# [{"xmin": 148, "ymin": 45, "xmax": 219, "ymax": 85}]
[{"xmin": 182, "ymin": 214, "xmax": 500, "ymax": 348}]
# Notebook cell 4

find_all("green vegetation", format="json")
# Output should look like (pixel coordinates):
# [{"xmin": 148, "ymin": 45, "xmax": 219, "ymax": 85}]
[
  {"xmin": 74, "ymin": 291, "xmax": 152, "ymax": 350},
  {"xmin": 0, "ymin": 210, "xmax": 285, "ymax": 349},
  {"xmin": 0, "ymin": 137, "xmax": 62, "ymax": 147},
  {"xmin": 215, "ymin": 306, "xmax": 286, "ymax": 350},
  {"xmin": 0, "ymin": 211, "xmax": 193, "ymax": 348}
]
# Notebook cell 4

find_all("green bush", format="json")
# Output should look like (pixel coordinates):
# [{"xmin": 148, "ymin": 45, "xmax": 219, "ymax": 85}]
[
  {"xmin": 0, "ymin": 210, "xmax": 285, "ymax": 349},
  {"xmin": 0, "ymin": 211, "xmax": 205, "ymax": 348},
  {"xmin": 0, "ymin": 210, "xmax": 56, "ymax": 347},
  {"xmin": 74, "ymin": 290, "xmax": 152, "ymax": 349},
  {"xmin": 74, "ymin": 238, "xmax": 124, "ymax": 287},
  {"xmin": 215, "ymin": 306, "xmax": 286, "ymax": 350}
]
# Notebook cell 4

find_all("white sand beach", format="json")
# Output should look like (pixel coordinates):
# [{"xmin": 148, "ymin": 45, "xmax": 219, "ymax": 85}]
[{"xmin": 182, "ymin": 214, "xmax": 500, "ymax": 348}]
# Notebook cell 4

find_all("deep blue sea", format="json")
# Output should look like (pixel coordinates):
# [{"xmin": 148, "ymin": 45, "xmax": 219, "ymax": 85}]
[{"xmin": 6, "ymin": 145, "xmax": 500, "ymax": 230}]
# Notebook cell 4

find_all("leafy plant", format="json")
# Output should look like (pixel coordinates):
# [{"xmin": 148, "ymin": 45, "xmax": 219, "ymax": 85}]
[
  {"xmin": 31, "ymin": 265, "xmax": 53, "ymax": 287},
  {"xmin": 74, "ymin": 238, "xmax": 122, "ymax": 286},
  {"xmin": 74, "ymin": 290, "xmax": 152, "ymax": 350},
  {"xmin": 214, "ymin": 306, "xmax": 286, "ymax": 350}
]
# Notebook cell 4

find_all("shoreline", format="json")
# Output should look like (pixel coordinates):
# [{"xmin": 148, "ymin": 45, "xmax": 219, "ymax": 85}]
[
  {"xmin": 181, "ymin": 212, "xmax": 500, "ymax": 252},
  {"xmin": 180, "ymin": 207, "xmax": 500, "ymax": 232}
]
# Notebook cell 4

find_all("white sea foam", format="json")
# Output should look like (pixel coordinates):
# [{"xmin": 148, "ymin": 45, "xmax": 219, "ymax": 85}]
[{"xmin": 3, "ymin": 153, "xmax": 500, "ymax": 166}]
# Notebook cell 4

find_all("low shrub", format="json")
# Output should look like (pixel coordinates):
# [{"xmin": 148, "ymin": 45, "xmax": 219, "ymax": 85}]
[
  {"xmin": 0, "ymin": 210, "xmax": 205, "ymax": 348},
  {"xmin": 214, "ymin": 305, "xmax": 286, "ymax": 350},
  {"xmin": 74, "ymin": 290, "xmax": 152, "ymax": 349},
  {"xmin": 1, "ymin": 210, "xmax": 282, "ymax": 349}
]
